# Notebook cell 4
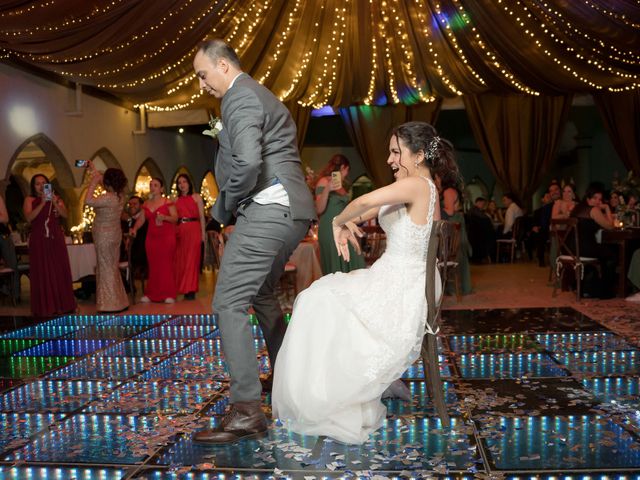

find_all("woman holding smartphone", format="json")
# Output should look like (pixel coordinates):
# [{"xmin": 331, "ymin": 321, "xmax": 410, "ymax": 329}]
[
  {"xmin": 23, "ymin": 174, "xmax": 76, "ymax": 316},
  {"xmin": 314, "ymin": 154, "xmax": 365, "ymax": 275}
]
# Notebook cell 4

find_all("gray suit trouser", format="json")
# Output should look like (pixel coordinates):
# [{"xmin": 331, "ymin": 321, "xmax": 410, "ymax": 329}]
[{"xmin": 213, "ymin": 202, "xmax": 310, "ymax": 403}]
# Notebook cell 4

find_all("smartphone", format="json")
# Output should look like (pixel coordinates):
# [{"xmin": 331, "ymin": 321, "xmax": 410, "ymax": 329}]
[
  {"xmin": 43, "ymin": 183, "xmax": 53, "ymax": 201},
  {"xmin": 331, "ymin": 171, "xmax": 342, "ymax": 190},
  {"xmin": 74, "ymin": 159, "xmax": 88, "ymax": 167}
]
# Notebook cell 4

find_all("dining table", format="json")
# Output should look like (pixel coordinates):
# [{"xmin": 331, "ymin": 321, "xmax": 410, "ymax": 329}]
[
  {"xmin": 601, "ymin": 227, "xmax": 640, "ymax": 297},
  {"xmin": 12, "ymin": 242, "xmax": 97, "ymax": 283},
  {"xmin": 288, "ymin": 237, "xmax": 322, "ymax": 293}
]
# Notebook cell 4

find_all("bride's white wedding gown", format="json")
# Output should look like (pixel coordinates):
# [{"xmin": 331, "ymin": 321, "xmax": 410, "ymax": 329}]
[{"xmin": 272, "ymin": 178, "xmax": 437, "ymax": 444}]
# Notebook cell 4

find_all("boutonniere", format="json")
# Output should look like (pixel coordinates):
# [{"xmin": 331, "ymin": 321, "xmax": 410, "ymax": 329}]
[{"xmin": 203, "ymin": 114, "xmax": 223, "ymax": 138}]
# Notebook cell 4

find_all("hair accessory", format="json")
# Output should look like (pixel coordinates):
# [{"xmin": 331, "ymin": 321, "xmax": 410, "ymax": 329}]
[{"xmin": 426, "ymin": 136, "xmax": 441, "ymax": 162}]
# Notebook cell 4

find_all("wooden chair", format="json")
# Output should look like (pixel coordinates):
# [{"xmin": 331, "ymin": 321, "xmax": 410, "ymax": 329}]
[
  {"xmin": 0, "ymin": 259, "xmax": 17, "ymax": 306},
  {"xmin": 278, "ymin": 262, "xmax": 298, "ymax": 304},
  {"xmin": 421, "ymin": 220, "xmax": 451, "ymax": 427},
  {"xmin": 442, "ymin": 221, "xmax": 462, "ymax": 302},
  {"xmin": 496, "ymin": 215, "xmax": 524, "ymax": 263},
  {"xmin": 550, "ymin": 217, "xmax": 601, "ymax": 301},
  {"xmin": 362, "ymin": 226, "xmax": 386, "ymax": 266}
]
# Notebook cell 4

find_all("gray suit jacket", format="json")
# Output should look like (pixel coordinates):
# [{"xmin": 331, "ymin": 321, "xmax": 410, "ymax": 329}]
[{"xmin": 212, "ymin": 73, "xmax": 316, "ymax": 225}]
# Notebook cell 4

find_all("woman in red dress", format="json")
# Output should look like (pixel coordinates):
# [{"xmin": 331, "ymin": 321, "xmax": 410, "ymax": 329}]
[
  {"xmin": 131, "ymin": 178, "xmax": 178, "ymax": 303},
  {"xmin": 174, "ymin": 174, "xmax": 206, "ymax": 300},
  {"xmin": 23, "ymin": 174, "xmax": 76, "ymax": 316}
]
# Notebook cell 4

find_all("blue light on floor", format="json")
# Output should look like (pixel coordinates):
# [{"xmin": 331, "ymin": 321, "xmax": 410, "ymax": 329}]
[
  {"xmin": 535, "ymin": 332, "xmax": 632, "ymax": 353},
  {"xmin": 0, "ymin": 413, "xmax": 63, "ymax": 457},
  {"xmin": 47, "ymin": 356, "xmax": 152, "ymax": 380},
  {"xmin": 456, "ymin": 353, "xmax": 568, "ymax": 379},
  {"xmin": 0, "ymin": 380, "xmax": 115, "ymax": 413},
  {"xmin": 402, "ymin": 356, "xmax": 451, "ymax": 379},
  {"xmin": 14, "ymin": 339, "xmax": 115, "ymax": 357},
  {"xmin": 448, "ymin": 334, "xmax": 540, "ymax": 354},
  {"xmin": 0, "ymin": 326, "xmax": 82, "ymax": 339},
  {"xmin": 0, "ymin": 466, "xmax": 126, "ymax": 480},
  {"xmin": 99, "ymin": 314, "xmax": 170, "ymax": 326},
  {"xmin": 136, "ymin": 325, "xmax": 216, "ymax": 339},
  {"xmin": 165, "ymin": 315, "xmax": 218, "ymax": 326},
  {"xmin": 554, "ymin": 351, "xmax": 640, "ymax": 376},
  {"xmin": 99, "ymin": 339, "xmax": 191, "ymax": 358}
]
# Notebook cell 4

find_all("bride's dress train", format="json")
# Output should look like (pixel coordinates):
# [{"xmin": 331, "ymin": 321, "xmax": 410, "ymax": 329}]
[{"xmin": 272, "ymin": 178, "xmax": 438, "ymax": 444}]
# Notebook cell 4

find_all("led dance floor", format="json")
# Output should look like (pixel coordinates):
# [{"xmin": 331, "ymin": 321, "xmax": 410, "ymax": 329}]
[{"xmin": 0, "ymin": 308, "xmax": 639, "ymax": 479}]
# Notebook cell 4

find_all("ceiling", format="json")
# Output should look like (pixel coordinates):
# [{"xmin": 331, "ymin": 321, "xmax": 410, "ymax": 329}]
[{"xmin": 2, "ymin": 0, "xmax": 639, "ymax": 119}]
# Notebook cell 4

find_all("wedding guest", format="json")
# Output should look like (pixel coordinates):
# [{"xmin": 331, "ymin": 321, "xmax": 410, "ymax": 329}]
[
  {"xmin": 530, "ymin": 182, "xmax": 561, "ymax": 266},
  {"xmin": 314, "ymin": 154, "xmax": 365, "ymax": 274},
  {"xmin": 466, "ymin": 197, "xmax": 496, "ymax": 264},
  {"xmin": 571, "ymin": 183, "xmax": 616, "ymax": 298},
  {"xmin": 437, "ymin": 173, "xmax": 471, "ymax": 295},
  {"xmin": 499, "ymin": 193, "xmax": 523, "ymax": 238},
  {"xmin": 0, "ymin": 196, "xmax": 19, "ymax": 302},
  {"xmin": 131, "ymin": 178, "xmax": 178, "ymax": 303},
  {"xmin": 552, "ymin": 183, "xmax": 577, "ymax": 219},
  {"xmin": 84, "ymin": 165, "xmax": 129, "ymax": 312},
  {"xmin": 23, "ymin": 174, "xmax": 76, "ymax": 316},
  {"xmin": 123, "ymin": 196, "xmax": 148, "ymax": 283},
  {"xmin": 174, "ymin": 174, "xmax": 206, "ymax": 300},
  {"xmin": 486, "ymin": 199, "xmax": 503, "ymax": 225},
  {"xmin": 608, "ymin": 190, "xmax": 622, "ymax": 212},
  {"xmin": 273, "ymin": 121, "xmax": 458, "ymax": 444}
]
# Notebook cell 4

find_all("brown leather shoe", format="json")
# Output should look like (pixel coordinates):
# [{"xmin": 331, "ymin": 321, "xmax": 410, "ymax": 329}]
[{"xmin": 193, "ymin": 400, "xmax": 268, "ymax": 444}]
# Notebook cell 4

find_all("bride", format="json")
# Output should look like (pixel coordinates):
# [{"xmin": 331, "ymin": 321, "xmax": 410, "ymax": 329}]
[{"xmin": 272, "ymin": 121, "xmax": 461, "ymax": 444}]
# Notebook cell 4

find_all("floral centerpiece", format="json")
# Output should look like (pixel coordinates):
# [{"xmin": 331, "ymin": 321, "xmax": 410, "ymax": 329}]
[{"xmin": 612, "ymin": 171, "xmax": 640, "ymax": 226}]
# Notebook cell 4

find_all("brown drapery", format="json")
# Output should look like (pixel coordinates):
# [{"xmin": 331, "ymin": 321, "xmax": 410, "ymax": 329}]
[
  {"xmin": 592, "ymin": 90, "xmax": 640, "ymax": 175},
  {"xmin": 285, "ymin": 101, "xmax": 312, "ymax": 152},
  {"xmin": 463, "ymin": 93, "xmax": 573, "ymax": 210},
  {"xmin": 339, "ymin": 101, "xmax": 443, "ymax": 187}
]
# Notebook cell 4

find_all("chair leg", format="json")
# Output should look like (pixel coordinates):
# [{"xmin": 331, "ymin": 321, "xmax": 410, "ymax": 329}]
[
  {"xmin": 510, "ymin": 244, "xmax": 515, "ymax": 263},
  {"xmin": 455, "ymin": 271, "xmax": 461, "ymax": 302},
  {"xmin": 575, "ymin": 265, "xmax": 582, "ymax": 301},
  {"xmin": 421, "ymin": 335, "xmax": 450, "ymax": 428}
]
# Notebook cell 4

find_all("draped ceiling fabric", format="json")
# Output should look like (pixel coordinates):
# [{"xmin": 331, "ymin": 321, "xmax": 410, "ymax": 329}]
[
  {"xmin": 340, "ymin": 102, "xmax": 443, "ymax": 187},
  {"xmin": 463, "ymin": 94, "xmax": 573, "ymax": 209},
  {"xmin": 1, "ymin": 1, "xmax": 640, "ymax": 188},
  {"xmin": 593, "ymin": 90, "xmax": 640, "ymax": 176}
]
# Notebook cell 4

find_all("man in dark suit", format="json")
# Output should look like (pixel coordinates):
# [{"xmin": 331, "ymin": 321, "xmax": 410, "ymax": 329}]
[
  {"xmin": 529, "ymin": 182, "xmax": 560, "ymax": 266},
  {"xmin": 192, "ymin": 40, "xmax": 316, "ymax": 444},
  {"xmin": 121, "ymin": 196, "xmax": 147, "ymax": 289}
]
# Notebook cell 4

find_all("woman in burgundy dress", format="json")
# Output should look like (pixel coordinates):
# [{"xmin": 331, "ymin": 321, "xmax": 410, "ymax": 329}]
[
  {"xmin": 174, "ymin": 174, "xmax": 206, "ymax": 300},
  {"xmin": 23, "ymin": 174, "xmax": 76, "ymax": 316},
  {"xmin": 131, "ymin": 178, "xmax": 178, "ymax": 303}
]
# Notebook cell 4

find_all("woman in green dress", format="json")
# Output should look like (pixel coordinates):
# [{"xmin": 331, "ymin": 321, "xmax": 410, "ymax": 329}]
[{"xmin": 315, "ymin": 154, "xmax": 365, "ymax": 274}]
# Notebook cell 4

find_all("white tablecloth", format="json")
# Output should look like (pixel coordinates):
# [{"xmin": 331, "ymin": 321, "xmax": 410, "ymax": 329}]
[
  {"xmin": 67, "ymin": 244, "xmax": 97, "ymax": 282},
  {"xmin": 288, "ymin": 239, "xmax": 322, "ymax": 293}
]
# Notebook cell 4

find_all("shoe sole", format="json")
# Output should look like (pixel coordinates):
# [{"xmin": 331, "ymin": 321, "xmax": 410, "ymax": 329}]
[{"xmin": 193, "ymin": 429, "xmax": 268, "ymax": 445}]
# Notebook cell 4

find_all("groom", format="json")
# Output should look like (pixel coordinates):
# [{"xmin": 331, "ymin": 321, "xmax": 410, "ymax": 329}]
[{"xmin": 192, "ymin": 40, "xmax": 316, "ymax": 443}]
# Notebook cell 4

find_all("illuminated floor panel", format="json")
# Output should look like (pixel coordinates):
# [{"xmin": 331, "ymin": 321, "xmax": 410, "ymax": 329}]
[
  {"xmin": 156, "ymin": 417, "xmax": 477, "ymax": 472},
  {"xmin": 535, "ymin": 332, "xmax": 634, "ymax": 353},
  {"xmin": 401, "ymin": 356, "xmax": 452, "ymax": 379},
  {"xmin": 14, "ymin": 339, "xmax": 115, "ymax": 357},
  {"xmin": 85, "ymin": 380, "xmax": 224, "ymax": 414},
  {"xmin": 99, "ymin": 339, "xmax": 192, "ymax": 358},
  {"xmin": 136, "ymin": 325, "xmax": 216, "ymax": 339},
  {"xmin": 448, "ymin": 334, "xmax": 541, "ymax": 354},
  {"xmin": 554, "ymin": 351, "xmax": 640, "ymax": 376},
  {"xmin": 0, "ymin": 413, "xmax": 63, "ymax": 458},
  {"xmin": 98, "ymin": 314, "xmax": 171, "ymax": 326},
  {"xmin": 0, "ymin": 339, "xmax": 45, "ymax": 357},
  {"xmin": 0, "ymin": 466, "xmax": 128, "ymax": 480},
  {"xmin": 0, "ymin": 326, "xmax": 82, "ymax": 339},
  {"xmin": 478, "ymin": 415, "xmax": 640, "ymax": 470},
  {"xmin": 65, "ymin": 326, "xmax": 148, "ymax": 340},
  {"xmin": 0, "ymin": 357, "xmax": 74, "ymax": 378},
  {"xmin": 47, "ymin": 356, "xmax": 153, "ymax": 380},
  {"xmin": 165, "ymin": 315, "xmax": 218, "ymax": 326},
  {"xmin": 5, "ymin": 414, "xmax": 162, "ymax": 464},
  {"xmin": 0, "ymin": 380, "xmax": 116, "ymax": 413},
  {"xmin": 582, "ymin": 377, "xmax": 640, "ymax": 409},
  {"xmin": 455, "ymin": 353, "xmax": 568, "ymax": 379}
]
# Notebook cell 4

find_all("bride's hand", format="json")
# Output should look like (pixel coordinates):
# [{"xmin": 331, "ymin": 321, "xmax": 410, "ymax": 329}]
[
  {"xmin": 332, "ymin": 221, "xmax": 363, "ymax": 261},
  {"xmin": 344, "ymin": 221, "xmax": 363, "ymax": 255}
]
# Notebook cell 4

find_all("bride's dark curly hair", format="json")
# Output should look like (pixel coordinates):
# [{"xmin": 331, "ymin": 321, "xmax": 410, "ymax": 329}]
[
  {"xmin": 103, "ymin": 168, "xmax": 128, "ymax": 197},
  {"xmin": 390, "ymin": 121, "xmax": 461, "ymax": 190}
]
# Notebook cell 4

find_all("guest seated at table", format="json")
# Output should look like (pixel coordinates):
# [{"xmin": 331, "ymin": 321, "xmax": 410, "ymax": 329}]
[
  {"xmin": 314, "ymin": 154, "xmax": 365, "ymax": 274},
  {"xmin": 626, "ymin": 249, "xmax": 640, "ymax": 302},
  {"xmin": 122, "ymin": 196, "xmax": 148, "ymax": 286},
  {"xmin": 131, "ymin": 178, "xmax": 178, "ymax": 303},
  {"xmin": 570, "ymin": 183, "xmax": 616, "ymax": 298},
  {"xmin": 608, "ymin": 190, "xmax": 622, "ymax": 212},
  {"xmin": 174, "ymin": 174, "xmax": 206, "ymax": 300},
  {"xmin": 529, "ymin": 182, "xmax": 560, "ymax": 267},
  {"xmin": 85, "ymin": 164, "xmax": 129, "ymax": 313},
  {"xmin": 465, "ymin": 196, "xmax": 496, "ymax": 264},
  {"xmin": 0, "ymin": 196, "xmax": 19, "ymax": 303},
  {"xmin": 486, "ymin": 199, "xmax": 504, "ymax": 225},
  {"xmin": 499, "ymin": 193, "xmax": 523, "ymax": 239},
  {"xmin": 23, "ymin": 174, "xmax": 76, "ymax": 316},
  {"xmin": 552, "ymin": 183, "xmax": 577, "ymax": 220}
]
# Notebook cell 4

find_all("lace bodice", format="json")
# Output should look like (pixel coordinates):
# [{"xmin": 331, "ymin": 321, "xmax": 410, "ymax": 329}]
[{"xmin": 377, "ymin": 177, "xmax": 436, "ymax": 265}]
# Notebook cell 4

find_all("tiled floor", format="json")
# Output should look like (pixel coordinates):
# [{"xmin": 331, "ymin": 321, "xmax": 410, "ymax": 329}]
[{"xmin": 0, "ymin": 307, "xmax": 639, "ymax": 479}]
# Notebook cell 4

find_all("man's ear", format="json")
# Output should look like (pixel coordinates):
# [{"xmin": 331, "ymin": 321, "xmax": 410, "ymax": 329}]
[{"xmin": 217, "ymin": 58, "xmax": 230, "ymax": 74}]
